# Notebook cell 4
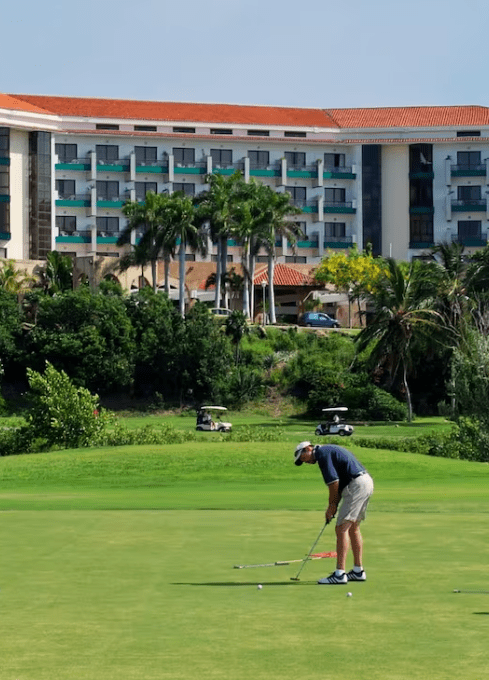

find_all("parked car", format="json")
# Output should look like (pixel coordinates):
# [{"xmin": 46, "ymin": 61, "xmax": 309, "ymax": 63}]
[{"xmin": 298, "ymin": 312, "xmax": 340, "ymax": 328}]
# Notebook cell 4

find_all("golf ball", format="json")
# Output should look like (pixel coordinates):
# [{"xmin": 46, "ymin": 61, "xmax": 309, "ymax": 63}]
[
  {"xmin": 346, "ymin": 592, "xmax": 352, "ymax": 597},
  {"xmin": 257, "ymin": 584, "xmax": 263, "ymax": 590}
]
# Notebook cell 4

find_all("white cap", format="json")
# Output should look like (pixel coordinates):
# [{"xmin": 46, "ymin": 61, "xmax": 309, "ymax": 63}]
[{"xmin": 294, "ymin": 441, "xmax": 312, "ymax": 466}]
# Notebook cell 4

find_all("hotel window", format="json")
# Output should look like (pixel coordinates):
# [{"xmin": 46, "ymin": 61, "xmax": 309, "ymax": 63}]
[
  {"xmin": 173, "ymin": 148, "xmax": 195, "ymax": 166},
  {"xmin": 457, "ymin": 131, "xmax": 481, "ymax": 137},
  {"xmin": 248, "ymin": 150, "xmax": 269, "ymax": 168},
  {"xmin": 458, "ymin": 186, "xmax": 481, "ymax": 202},
  {"xmin": 56, "ymin": 179, "xmax": 76, "ymax": 199},
  {"xmin": 210, "ymin": 128, "xmax": 232, "ymax": 135},
  {"xmin": 96, "ymin": 124, "xmax": 119, "ymax": 130},
  {"xmin": 55, "ymin": 144, "xmax": 77, "ymax": 163},
  {"xmin": 410, "ymin": 214, "xmax": 433, "ymax": 243},
  {"xmin": 285, "ymin": 152, "xmax": 306, "ymax": 169},
  {"xmin": 97, "ymin": 216, "xmax": 120, "ymax": 234},
  {"xmin": 324, "ymin": 188, "xmax": 346, "ymax": 203},
  {"xmin": 210, "ymin": 149, "xmax": 233, "ymax": 167},
  {"xmin": 247, "ymin": 130, "xmax": 269, "ymax": 136},
  {"xmin": 324, "ymin": 153, "xmax": 346, "ymax": 169},
  {"xmin": 458, "ymin": 220, "xmax": 482, "ymax": 240},
  {"xmin": 0, "ymin": 203, "xmax": 9, "ymax": 234},
  {"xmin": 97, "ymin": 181, "xmax": 119, "ymax": 200},
  {"xmin": 285, "ymin": 186, "xmax": 307, "ymax": 205},
  {"xmin": 135, "ymin": 125, "xmax": 157, "ymax": 132},
  {"xmin": 96, "ymin": 145, "xmax": 119, "ymax": 162},
  {"xmin": 325, "ymin": 222, "xmax": 346, "ymax": 238},
  {"xmin": 173, "ymin": 127, "xmax": 195, "ymax": 133},
  {"xmin": 173, "ymin": 183, "xmax": 195, "ymax": 196},
  {"xmin": 56, "ymin": 216, "xmax": 77, "ymax": 235},
  {"xmin": 136, "ymin": 182, "xmax": 158, "ymax": 200},
  {"xmin": 284, "ymin": 131, "xmax": 306, "ymax": 138},
  {"xmin": 135, "ymin": 147, "xmax": 157, "ymax": 164},
  {"xmin": 285, "ymin": 255, "xmax": 307, "ymax": 263},
  {"xmin": 457, "ymin": 151, "xmax": 482, "ymax": 170}
]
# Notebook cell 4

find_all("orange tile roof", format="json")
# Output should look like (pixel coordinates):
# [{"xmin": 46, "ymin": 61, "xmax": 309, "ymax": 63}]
[
  {"xmin": 254, "ymin": 263, "xmax": 316, "ymax": 286},
  {"xmin": 326, "ymin": 105, "xmax": 489, "ymax": 129},
  {"xmin": 10, "ymin": 94, "xmax": 338, "ymax": 128},
  {"xmin": 0, "ymin": 93, "xmax": 51, "ymax": 115}
]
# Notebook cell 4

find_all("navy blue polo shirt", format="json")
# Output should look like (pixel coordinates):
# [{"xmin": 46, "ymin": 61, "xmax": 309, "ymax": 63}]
[{"xmin": 313, "ymin": 444, "xmax": 366, "ymax": 493}]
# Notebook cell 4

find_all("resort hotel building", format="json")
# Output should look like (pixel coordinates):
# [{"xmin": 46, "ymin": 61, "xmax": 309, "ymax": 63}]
[{"xmin": 2, "ymin": 93, "xmax": 489, "ymax": 273}]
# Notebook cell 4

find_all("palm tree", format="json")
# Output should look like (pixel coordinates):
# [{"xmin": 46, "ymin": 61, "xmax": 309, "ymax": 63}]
[
  {"xmin": 194, "ymin": 172, "xmax": 244, "ymax": 309},
  {"xmin": 254, "ymin": 185, "xmax": 303, "ymax": 324},
  {"xmin": 0, "ymin": 259, "xmax": 35, "ymax": 293},
  {"xmin": 38, "ymin": 251, "xmax": 73, "ymax": 294},
  {"xmin": 118, "ymin": 192, "xmax": 173, "ymax": 292},
  {"xmin": 429, "ymin": 241, "xmax": 470, "ymax": 329},
  {"xmin": 355, "ymin": 258, "xmax": 443, "ymax": 421},
  {"xmin": 167, "ymin": 191, "xmax": 206, "ymax": 317}
]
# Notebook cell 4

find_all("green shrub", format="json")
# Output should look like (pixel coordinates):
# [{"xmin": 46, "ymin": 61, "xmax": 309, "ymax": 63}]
[{"xmin": 26, "ymin": 362, "xmax": 110, "ymax": 449}]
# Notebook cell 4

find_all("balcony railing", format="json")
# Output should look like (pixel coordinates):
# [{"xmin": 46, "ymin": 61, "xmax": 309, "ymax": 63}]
[
  {"xmin": 324, "ymin": 165, "xmax": 353, "ymax": 174},
  {"xmin": 451, "ymin": 164, "xmax": 486, "ymax": 176},
  {"xmin": 451, "ymin": 199, "xmax": 487, "ymax": 211},
  {"xmin": 451, "ymin": 232, "xmax": 487, "ymax": 246},
  {"xmin": 56, "ymin": 157, "xmax": 91, "ymax": 166},
  {"xmin": 97, "ymin": 195, "xmax": 128, "ymax": 203}
]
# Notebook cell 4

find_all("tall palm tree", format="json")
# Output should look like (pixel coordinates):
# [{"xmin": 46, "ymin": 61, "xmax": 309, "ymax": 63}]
[
  {"xmin": 429, "ymin": 241, "xmax": 469, "ymax": 329},
  {"xmin": 254, "ymin": 185, "xmax": 303, "ymax": 324},
  {"xmin": 118, "ymin": 192, "xmax": 173, "ymax": 292},
  {"xmin": 38, "ymin": 251, "xmax": 73, "ymax": 294},
  {"xmin": 356, "ymin": 258, "xmax": 443, "ymax": 421},
  {"xmin": 194, "ymin": 172, "xmax": 244, "ymax": 309},
  {"xmin": 167, "ymin": 191, "xmax": 206, "ymax": 317}
]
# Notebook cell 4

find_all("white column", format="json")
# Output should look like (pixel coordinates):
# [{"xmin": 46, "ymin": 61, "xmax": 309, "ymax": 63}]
[
  {"xmin": 244, "ymin": 157, "xmax": 250, "ymax": 182},
  {"xmin": 168, "ymin": 154, "xmax": 174, "ymax": 182}
]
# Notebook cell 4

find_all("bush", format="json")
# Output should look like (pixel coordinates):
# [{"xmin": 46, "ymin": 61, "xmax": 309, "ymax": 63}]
[
  {"xmin": 343, "ymin": 383, "xmax": 408, "ymax": 421},
  {"xmin": 26, "ymin": 362, "xmax": 110, "ymax": 449}
]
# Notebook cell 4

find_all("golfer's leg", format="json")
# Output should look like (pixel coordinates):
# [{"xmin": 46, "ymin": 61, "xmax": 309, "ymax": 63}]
[
  {"xmin": 349, "ymin": 521, "xmax": 363, "ymax": 567},
  {"xmin": 335, "ymin": 521, "xmax": 352, "ymax": 571}
]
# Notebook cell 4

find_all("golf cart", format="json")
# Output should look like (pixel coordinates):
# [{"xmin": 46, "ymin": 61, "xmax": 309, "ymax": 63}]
[
  {"xmin": 315, "ymin": 407, "xmax": 354, "ymax": 437},
  {"xmin": 196, "ymin": 406, "xmax": 232, "ymax": 433}
]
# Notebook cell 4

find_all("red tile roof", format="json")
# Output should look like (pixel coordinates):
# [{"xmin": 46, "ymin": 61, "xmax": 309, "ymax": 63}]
[
  {"xmin": 0, "ymin": 93, "xmax": 51, "ymax": 115},
  {"xmin": 326, "ymin": 106, "xmax": 489, "ymax": 129},
  {"xmin": 254, "ymin": 263, "xmax": 316, "ymax": 286},
  {"xmin": 10, "ymin": 94, "xmax": 338, "ymax": 128}
]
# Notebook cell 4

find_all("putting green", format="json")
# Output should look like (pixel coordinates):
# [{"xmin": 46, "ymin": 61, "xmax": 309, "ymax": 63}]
[{"xmin": 0, "ymin": 441, "xmax": 488, "ymax": 679}]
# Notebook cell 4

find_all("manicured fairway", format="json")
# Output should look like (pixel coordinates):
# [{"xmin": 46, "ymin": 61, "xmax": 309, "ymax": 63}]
[{"xmin": 0, "ymin": 440, "xmax": 488, "ymax": 679}]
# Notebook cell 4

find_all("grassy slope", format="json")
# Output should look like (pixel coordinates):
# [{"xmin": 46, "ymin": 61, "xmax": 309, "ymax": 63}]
[{"xmin": 0, "ymin": 427, "xmax": 488, "ymax": 680}]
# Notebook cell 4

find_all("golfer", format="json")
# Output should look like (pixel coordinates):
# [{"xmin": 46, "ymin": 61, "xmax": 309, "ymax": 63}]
[{"xmin": 294, "ymin": 441, "xmax": 374, "ymax": 585}]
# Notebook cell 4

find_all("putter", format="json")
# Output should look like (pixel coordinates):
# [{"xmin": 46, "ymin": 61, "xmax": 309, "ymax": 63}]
[
  {"xmin": 290, "ymin": 520, "xmax": 330, "ymax": 581},
  {"xmin": 234, "ymin": 551, "xmax": 337, "ymax": 569},
  {"xmin": 453, "ymin": 589, "xmax": 489, "ymax": 594}
]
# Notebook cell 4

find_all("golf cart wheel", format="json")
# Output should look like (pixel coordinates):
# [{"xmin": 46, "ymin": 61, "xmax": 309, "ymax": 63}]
[
  {"xmin": 196, "ymin": 426, "xmax": 204, "ymax": 431},
  {"xmin": 306, "ymin": 323, "xmax": 312, "ymax": 327},
  {"xmin": 315, "ymin": 428, "xmax": 322, "ymax": 436},
  {"xmin": 339, "ymin": 429, "xmax": 346, "ymax": 436}
]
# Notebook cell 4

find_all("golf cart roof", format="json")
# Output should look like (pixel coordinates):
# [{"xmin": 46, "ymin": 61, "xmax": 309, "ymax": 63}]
[
  {"xmin": 201, "ymin": 406, "xmax": 228, "ymax": 411},
  {"xmin": 322, "ymin": 407, "xmax": 348, "ymax": 412}
]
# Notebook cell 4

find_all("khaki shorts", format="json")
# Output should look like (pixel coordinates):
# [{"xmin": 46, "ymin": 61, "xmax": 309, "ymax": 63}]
[{"xmin": 336, "ymin": 473, "xmax": 374, "ymax": 525}]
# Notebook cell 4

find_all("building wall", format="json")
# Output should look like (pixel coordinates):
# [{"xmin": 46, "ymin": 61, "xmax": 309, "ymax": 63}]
[
  {"xmin": 381, "ymin": 145, "xmax": 409, "ymax": 260},
  {"xmin": 9, "ymin": 129, "xmax": 29, "ymax": 260}
]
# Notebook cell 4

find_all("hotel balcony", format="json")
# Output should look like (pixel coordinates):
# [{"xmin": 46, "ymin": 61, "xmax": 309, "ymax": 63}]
[
  {"xmin": 451, "ymin": 199, "xmax": 487, "ymax": 212},
  {"xmin": 451, "ymin": 232, "xmax": 487, "ymax": 247},
  {"xmin": 55, "ymin": 158, "xmax": 91, "ymax": 171},
  {"xmin": 451, "ymin": 164, "xmax": 486, "ymax": 177},
  {"xmin": 55, "ymin": 194, "xmax": 90, "ymax": 207}
]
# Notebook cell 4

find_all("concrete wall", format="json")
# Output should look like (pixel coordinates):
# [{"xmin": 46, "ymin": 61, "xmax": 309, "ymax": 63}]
[
  {"xmin": 9, "ymin": 129, "xmax": 30, "ymax": 260},
  {"xmin": 381, "ymin": 145, "xmax": 409, "ymax": 259}
]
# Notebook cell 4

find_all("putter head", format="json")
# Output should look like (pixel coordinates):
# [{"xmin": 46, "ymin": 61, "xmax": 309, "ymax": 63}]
[{"xmin": 290, "ymin": 577, "xmax": 300, "ymax": 581}]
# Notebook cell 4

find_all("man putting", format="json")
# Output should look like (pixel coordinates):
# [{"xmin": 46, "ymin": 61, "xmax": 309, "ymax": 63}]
[{"xmin": 294, "ymin": 441, "xmax": 374, "ymax": 585}]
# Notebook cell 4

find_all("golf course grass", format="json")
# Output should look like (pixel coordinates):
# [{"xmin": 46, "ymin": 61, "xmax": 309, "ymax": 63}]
[{"xmin": 0, "ymin": 428, "xmax": 488, "ymax": 679}]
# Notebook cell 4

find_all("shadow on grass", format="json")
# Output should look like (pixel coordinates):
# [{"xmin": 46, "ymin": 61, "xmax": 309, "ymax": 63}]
[
  {"xmin": 473, "ymin": 612, "xmax": 489, "ymax": 615},
  {"xmin": 173, "ymin": 580, "xmax": 317, "ymax": 587}
]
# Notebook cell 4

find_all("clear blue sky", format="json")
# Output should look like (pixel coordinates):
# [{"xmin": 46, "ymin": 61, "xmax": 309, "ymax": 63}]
[{"xmin": 5, "ymin": 0, "xmax": 488, "ymax": 109}]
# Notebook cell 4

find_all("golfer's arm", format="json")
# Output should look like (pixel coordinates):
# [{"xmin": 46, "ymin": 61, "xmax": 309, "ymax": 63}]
[{"xmin": 326, "ymin": 480, "xmax": 340, "ymax": 518}]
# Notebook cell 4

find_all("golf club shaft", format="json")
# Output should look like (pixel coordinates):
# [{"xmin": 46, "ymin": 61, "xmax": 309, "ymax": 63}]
[
  {"xmin": 234, "ymin": 552, "xmax": 336, "ymax": 569},
  {"xmin": 291, "ymin": 521, "xmax": 329, "ymax": 580}
]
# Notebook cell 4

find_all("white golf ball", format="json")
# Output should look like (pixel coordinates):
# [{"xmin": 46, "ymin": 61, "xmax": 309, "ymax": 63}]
[
  {"xmin": 257, "ymin": 584, "xmax": 263, "ymax": 590},
  {"xmin": 346, "ymin": 592, "xmax": 352, "ymax": 597}
]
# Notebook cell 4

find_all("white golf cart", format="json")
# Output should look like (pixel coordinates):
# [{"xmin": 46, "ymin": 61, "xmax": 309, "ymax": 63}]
[
  {"xmin": 196, "ymin": 406, "xmax": 232, "ymax": 433},
  {"xmin": 315, "ymin": 407, "xmax": 354, "ymax": 437}
]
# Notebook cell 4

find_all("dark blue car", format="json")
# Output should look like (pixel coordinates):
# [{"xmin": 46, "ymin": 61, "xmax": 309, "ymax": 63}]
[{"xmin": 298, "ymin": 312, "xmax": 340, "ymax": 328}]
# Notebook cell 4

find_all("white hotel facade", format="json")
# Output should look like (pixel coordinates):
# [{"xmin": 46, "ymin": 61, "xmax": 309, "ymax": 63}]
[{"xmin": 2, "ymin": 93, "xmax": 489, "ymax": 270}]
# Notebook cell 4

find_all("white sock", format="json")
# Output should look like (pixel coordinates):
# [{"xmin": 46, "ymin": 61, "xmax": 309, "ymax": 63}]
[
  {"xmin": 335, "ymin": 569, "xmax": 345, "ymax": 576},
  {"xmin": 353, "ymin": 565, "xmax": 363, "ymax": 572}
]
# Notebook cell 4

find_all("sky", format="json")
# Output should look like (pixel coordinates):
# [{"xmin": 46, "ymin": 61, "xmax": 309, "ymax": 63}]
[{"xmin": 3, "ymin": 0, "xmax": 489, "ymax": 110}]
